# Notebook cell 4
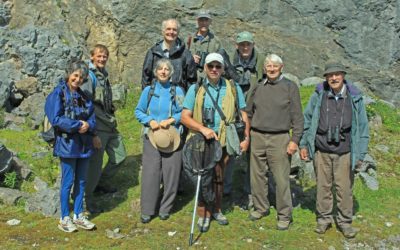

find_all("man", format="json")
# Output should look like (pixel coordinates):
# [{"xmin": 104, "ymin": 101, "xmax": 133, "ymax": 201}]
[
  {"xmin": 81, "ymin": 44, "xmax": 127, "ymax": 213},
  {"xmin": 181, "ymin": 53, "xmax": 250, "ymax": 232},
  {"xmin": 142, "ymin": 18, "xmax": 197, "ymax": 91},
  {"xmin": 246, "ymin": 54, "xmax": 304, "ymax": 230},
  {"xmin": 223, "ymin": 31, "xmax": 265, "ymax": 206},
  {"xmin": 187, "ymin": 10, "xmax": 222, "ymax": 80},
  {"xmin": 299, "ymin": 62, "xmax": 369, "ymax": 238}
]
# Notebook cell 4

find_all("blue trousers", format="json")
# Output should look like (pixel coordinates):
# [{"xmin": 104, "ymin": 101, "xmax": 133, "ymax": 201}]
[{"xmin": 60, "ymin": 157, "xmax": 89, "ymax": 219}]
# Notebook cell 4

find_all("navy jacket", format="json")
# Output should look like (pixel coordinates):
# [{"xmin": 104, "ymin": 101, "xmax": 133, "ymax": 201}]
[{"xmin": 45, "ymin": 80, "xmax": 96, "ymax": 158}]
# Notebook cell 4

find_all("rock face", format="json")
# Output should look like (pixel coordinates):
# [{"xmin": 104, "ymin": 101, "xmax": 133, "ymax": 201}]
[{"xmin": 0, "ymin": 0, "xmax": 399, "ymax": 127}]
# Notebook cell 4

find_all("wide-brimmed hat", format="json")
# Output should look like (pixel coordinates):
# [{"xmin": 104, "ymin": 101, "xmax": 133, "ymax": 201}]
[
  {"xmin": 148, "ymin": 126, "xmax": 180, "ymax": 153},
  {"xmin": 197, "ymin": 10, "xmax": 212, "ymax": 19},
  {"xmin": 236, "ymin": 31, "xmax": 254, "ymax": 44},
  {"xmin": 323, "ymin": 62, "xmax": 347, "ymax": 76}
]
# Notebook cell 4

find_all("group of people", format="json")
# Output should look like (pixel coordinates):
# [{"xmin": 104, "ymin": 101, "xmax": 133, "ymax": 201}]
[{"xmin": 45, "ymin": 10, "xmax": 369, "ymax": 239}]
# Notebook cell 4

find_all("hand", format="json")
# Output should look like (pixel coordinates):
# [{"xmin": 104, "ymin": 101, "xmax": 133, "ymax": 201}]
[
  {"xmin": 149, "ymin": 120, "xmax": 160, "ymax": 130},
  {"xmin": 240, "ymin": 139, "xmax": 250, "ymax": 152},
  {"xmin": 78, "ymin": 120, "xmax": 89, "ymax": 134},
  {"xmin": 200, "ymin": 126, "xmax": 218, "ymax": 140},
  {"xmin": 193, "ymin": 54, "xmax": 201, "ymax": 64},
  {"xmin": 300, "ymin": 148, "xmax": 309, "ymax": 160},
  {"xmin": 286, "ymin": 141, "xmax": 298, "ymax": 155},
  {"xmin": 159, "ymin": 118, "xmax": 174, "ymax": 128},
  {"xmin": 93, "ymin": 136, "xmax": 102, "ymax": 149}
]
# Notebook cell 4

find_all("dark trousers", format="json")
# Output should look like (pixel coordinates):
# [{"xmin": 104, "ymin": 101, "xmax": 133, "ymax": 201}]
[{"xmin": 140, "ymin": 136, "xmax": 182, "ymax": 215}]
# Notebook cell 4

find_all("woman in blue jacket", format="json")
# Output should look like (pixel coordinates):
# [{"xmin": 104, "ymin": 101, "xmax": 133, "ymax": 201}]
[
  {"xmin": 45, "ymin": 61, "xmax": 96, "ymax": 233},
  {"xmin": 135, "ymin": 58, "xmax": 185, "ymax": 223}
]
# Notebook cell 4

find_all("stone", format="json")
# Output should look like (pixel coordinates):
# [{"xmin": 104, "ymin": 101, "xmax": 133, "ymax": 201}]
[
  {"xmin": 6, "ymin": 219, "xmax": 21, "ymax": 226},
  {"xmin": 33, "ymin": 177, "xmax": 48, "ymax": 192},
  {"xmin": 112, "ymin": 84, "xmax": 127, "ymax": 106},
  {"xmin": 10, "ymin": 156, "xmax": 32, "ymax": 180},
  {"xmin": 3, "ymin": 113, "xmax": 26, "ymax": 130},
  {"xmin": 168, "ymin": 231, "xmax": 177, "ymax": 237},
  {"xmin": 300, "ymin": 77, "xmax": 324, "ymax": 87},
  {"xmin": 375, "ymin": 144, "xmax": 389, "ymax": 153},
  {"xmin": 369, "ymin": 114, "xmax": 383, "ymax": 129},
  {"xmin": 14, "ymin": 77, "xmax": 39, "ymax": 97},
  {"xmin": 12, "ymin": 92, "xmax": 46, "ymax": 129},
  {"xmin": 283, "ymin": 73, "xmax": 300, "ymax": 87},
  {"xmin": 385, "ymin": 222, "xmax": 393, "ymax": 227},
  {"xmin": 105, "ymin": 228, "xmax": 125, "ymax": 239},
  {"xmin": 0, "ymin": 187, "xmax": 29, "ymax": 205},
  {"xmin": 25, "ymin": 188, "xmax": 60, "ymax": 217}
]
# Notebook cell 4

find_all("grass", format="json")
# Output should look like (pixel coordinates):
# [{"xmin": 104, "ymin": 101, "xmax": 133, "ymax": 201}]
[{"xmin": 0, "ymin": 86, "xmax": 399, "ymax": 249}]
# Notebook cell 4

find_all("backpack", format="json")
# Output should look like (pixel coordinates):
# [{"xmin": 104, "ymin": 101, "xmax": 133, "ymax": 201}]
[
  {"xmin": 88, "ymin": 70, "xmax": 97, "ymax": 91},
  {"xmin": 41, "ymin": 83, "xmax": 73, "ymax": 145}
]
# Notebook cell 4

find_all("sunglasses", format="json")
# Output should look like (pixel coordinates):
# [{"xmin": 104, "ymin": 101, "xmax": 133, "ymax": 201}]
[{"xmin": 206, "ymin": 64, "xmax": 222, "ymax": 70}]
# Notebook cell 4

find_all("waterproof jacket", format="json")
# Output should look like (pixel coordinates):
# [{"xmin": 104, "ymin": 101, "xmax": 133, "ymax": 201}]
[
  {"xmin": 81, "ymin": 62, "xmax": 117, "ymax": 132},
  {"xmin": 141, "ymin": 37, "xmax": 197, "ymax": 92},
  {"xmin": 45, "ymin": 80, "xmax": 96, "ymax": 158},
  {"xmin": 299, "ymin": 80, "xmax": 369, "ymax": 169}
]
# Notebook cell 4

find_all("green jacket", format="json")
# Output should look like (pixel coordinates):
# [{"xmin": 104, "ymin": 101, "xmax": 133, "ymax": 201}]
[
  {"xmin": 188, "ymin": 31, "xmax": 222, "ymax": 56},
  {"xmin": 228, "ymin": 48, "xmax": 264, "ymax": 100},
  {"xmin": 81, "ymin": 62, "xmax": 117, "ymax": 132},
  {"xmin": 299, "ymin": 80, "xmax": 369, "ymax": 169}
]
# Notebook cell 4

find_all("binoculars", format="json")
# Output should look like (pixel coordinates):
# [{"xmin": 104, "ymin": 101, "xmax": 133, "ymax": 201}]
[
  {"xmin": 327, "ymin": 125, "xmax": 345, "ymax": 143},
  {"xmin": 202, "ymin": 107, "xmax": 215, "ymax": 125},
  {"xmin": 196, "ymin": 51, "xmax": 208, "ymax": 69}
]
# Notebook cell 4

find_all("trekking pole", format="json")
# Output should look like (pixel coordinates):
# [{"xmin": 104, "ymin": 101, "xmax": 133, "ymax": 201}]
[{"xmin": 189, "ymin": 173, "xmax": 202, "ymax": 246}]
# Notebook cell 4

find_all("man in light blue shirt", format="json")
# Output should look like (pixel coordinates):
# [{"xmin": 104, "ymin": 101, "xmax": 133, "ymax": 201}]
[{"xmin": 181, "ymin": 53, "xmax": 250, "ymax": 232}]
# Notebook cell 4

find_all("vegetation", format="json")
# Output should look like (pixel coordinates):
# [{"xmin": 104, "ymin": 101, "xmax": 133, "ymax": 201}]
[{"xmin": 0, "ymin": 86, "xmax": 399, "ymax": 249}]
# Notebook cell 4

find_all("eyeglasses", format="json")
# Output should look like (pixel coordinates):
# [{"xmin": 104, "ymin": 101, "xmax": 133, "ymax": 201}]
[{"xmin": 206, "ymin": 64, "xmax": 222, "ymax": 70}]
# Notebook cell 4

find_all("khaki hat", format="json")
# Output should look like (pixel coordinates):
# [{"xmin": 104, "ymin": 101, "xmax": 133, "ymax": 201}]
[
  {"xmin": 323, "ymin": 62, "xmax": 347, "ymax": 76},
  {"xmin": 236, "ymin": 31, "xmax": 254, "ymax": 43},
  {"xmin": 197, "ymin": 10, "xmax": 212, "ymax": 19},
  {"xmin": 205, "ymin": 52, "xmax": 224, "ymax": 65},
  {"xmin": 148, "ymin": 126, "xmax": 181, "ymax": 153}
]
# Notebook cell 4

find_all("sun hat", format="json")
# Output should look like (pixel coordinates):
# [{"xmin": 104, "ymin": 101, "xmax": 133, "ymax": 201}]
[{"xmin": 148, "ymin": 126, "xmax": 180, "ymax": 153}]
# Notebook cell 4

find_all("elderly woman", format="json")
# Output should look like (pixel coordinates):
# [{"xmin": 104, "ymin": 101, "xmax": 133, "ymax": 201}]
[
  {"xmin": 45, "ymin": 60, "xmax": 96, "ymax": 233},
  {"xmin": 135, "ymin": 58, "xmax": 185, "ymax": 223}
]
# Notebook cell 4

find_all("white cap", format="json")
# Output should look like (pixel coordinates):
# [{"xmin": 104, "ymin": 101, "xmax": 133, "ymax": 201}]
[{"xmin": 205, "ymin": 53, "xmax": 224, "ymax": 65}]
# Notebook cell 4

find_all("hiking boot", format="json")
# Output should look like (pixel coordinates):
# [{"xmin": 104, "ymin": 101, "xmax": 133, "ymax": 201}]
[
  {"xmin": 248, "ymin": 210, "xmax": 270, "ymax": 221},
  {"xmin": 212, "ymin": 212, "xmax": 229, "ymax": 225},
  {"xmin": 197, "ymin": 217, "xmax": 210, "ymax": 232},
  {"xmin": 141, "ymin": 214, "xmax": 151, "ymax": 224},
  {"xmin": 339, "ymin": 226, "xmax": 359, "ymax": 238},
  {"xmin": 73, "ymin": 213, "xmax": 96, "ymax": 230},
  {"xmin": 277, "ymin": 219, "xmax": 292, "ymax": 231},
  {"xmin": 240, "ymin": 194, "xmax": 254, "ymax": 211},
  {"xmin": 159, "ymin": 213, "xmax": 170, "ymax": 220},
  {"xmin": 58, "ymin": 216, "xmax": 78, "ymax": 233},
  {"xmin": 314, "ymin": 223, "xmax": 331, "ymax": 234}
]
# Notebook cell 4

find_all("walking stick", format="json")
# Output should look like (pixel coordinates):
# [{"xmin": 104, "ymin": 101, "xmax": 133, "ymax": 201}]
[{"xmin": 189, "ymin": 172, "xmax": 202, "ymax": 246}]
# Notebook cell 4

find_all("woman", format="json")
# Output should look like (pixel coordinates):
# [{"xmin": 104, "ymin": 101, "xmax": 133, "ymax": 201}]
[
  {"xmin": 135, "ymin": 58, "xmax": 185, "ymax": 223},
  {"xmin": 45, "ymin": 61, "xmax": 96, "ymax": 233}
]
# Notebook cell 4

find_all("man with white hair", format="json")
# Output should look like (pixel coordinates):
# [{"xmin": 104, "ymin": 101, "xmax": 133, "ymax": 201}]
[
  {"xmin": 181, "ymin": 52, "xmax": 250, "ymax": 232},
  {"xmin": 142, "ymin": 18, "xmax": 197, "ymax": 91},
  {"xmin": 246, "ymin": 54, "xmax": 304, "ymax": 230}
]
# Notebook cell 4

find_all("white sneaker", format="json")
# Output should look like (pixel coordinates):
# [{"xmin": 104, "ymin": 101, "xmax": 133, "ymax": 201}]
[
  {"xmin": 58, "ymin": 216, "xmax": 78, "ymax": 233},
  {"xmin": 73, "ymin": 213, "xmax": 96, "ymax": 230}
]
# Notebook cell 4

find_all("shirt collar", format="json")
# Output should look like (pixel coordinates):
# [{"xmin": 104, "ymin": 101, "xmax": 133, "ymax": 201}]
[{"xmin": 263, "ymin": 74, "xmax": 283, "ymax": 85}]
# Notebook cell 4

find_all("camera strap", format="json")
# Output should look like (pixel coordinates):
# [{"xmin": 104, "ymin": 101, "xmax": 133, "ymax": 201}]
[{"xmin": 203, "ymin": 82, "xmax": 228, "ymax": 126}]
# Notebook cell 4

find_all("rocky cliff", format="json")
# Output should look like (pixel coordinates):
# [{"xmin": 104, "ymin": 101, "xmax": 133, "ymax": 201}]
[{"xmin": 0, "ymin": 0, "xmax": 399, "ymax": 128}]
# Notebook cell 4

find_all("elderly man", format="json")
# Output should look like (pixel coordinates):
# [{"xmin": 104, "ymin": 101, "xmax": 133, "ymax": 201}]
[
  {"xmin": 299, "ymin": 62, "xmax": 369, "ymax": 238},
  {"xmin": 181, "ymin": 53, "xmax": 250, "ymax": 232},
  {"xmin": 142, "ymin": 18, "xmax": 197, "ymax": 91},
  {"xmin": 223, "ymin": 31, "xmax": 265, "ymax": 207},
  {"xmin": 187, "ymin": 10, "xmax": 222, "ymax": 78},
  {"xmin": 246, "ymin": 54, "xmax": 304, "ymax": 230}
]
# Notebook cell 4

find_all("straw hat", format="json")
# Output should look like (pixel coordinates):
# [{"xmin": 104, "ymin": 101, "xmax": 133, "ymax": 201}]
[{"xmin": 148, "ymin": 126, "xmax": 181, "ymax": 153}]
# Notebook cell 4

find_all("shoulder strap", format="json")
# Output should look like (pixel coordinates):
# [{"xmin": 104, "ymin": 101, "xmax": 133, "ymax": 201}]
[
  {"xmin": 203, "ymin": 83, "xmax": 227, "ymax": 125},
  {"xmin": 88, "ymin": 70, "xmax": 97, "ymax": 91},
  {"xmin": 146, "ymin": 80, "xmax": 157, "ymax": 111}
]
